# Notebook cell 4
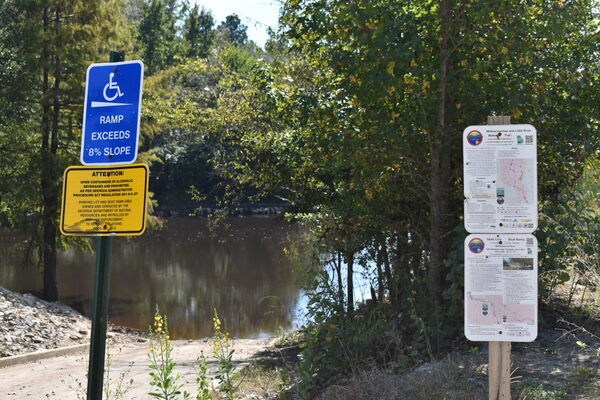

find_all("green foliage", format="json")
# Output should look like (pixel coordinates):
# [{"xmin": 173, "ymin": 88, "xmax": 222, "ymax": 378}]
[
  {"xmin": 218, "ymin": 45, "xmax": 258, "ymax": 75},
  {"xmin": 141, "ymin": 47, "xmax": 264, "ymax": 212},
  {"xmin": 1, "ymin": 0, "xmax": 599, "ymax": 393},
  {"xmin": 516, "ymin": 379, "xmax": 567, "ymax": 399},
  {"xmin": 0, "ymin": 1, "xmax": 34, "ymax": 126},
  {"xmin": 199, "ymin": 0, "xmax": 600, "ymax": 346},
  {"xmin": 297, "ymin": 296, "xmax": 408, "ymax": 394},
  {"xmin": 217, "ymin": 14, "xmax": 248, "ymax": 46},
  {"xmin": 183, "ymin": 5, "xmax": 215, "ymax": 59},
  {"xmin": 170, "ymin": 0, "xmax": 600, "ymax": 392},
  {"xmin": 138, "ymin": 0, "xmax": 183, "ymax": 75},
  {"xmin": 194, "ymin": 352, "xmax": 212, "ymax": 400},
  {"xmin": 538, "ymin": 156, "xmax": 600, "ymax": 301},
  {"xmin": 0, "ymin": 0, "xmax": 134, "ymax": 300}
]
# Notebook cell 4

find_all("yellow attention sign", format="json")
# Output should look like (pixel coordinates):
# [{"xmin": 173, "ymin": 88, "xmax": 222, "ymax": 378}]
[{"xmin": 60, "ymin": 164, "xmax": 149, "ymax": 236}]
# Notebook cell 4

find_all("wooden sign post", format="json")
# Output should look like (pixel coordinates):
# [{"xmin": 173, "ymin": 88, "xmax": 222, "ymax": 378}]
[
  {"xmin": 488, "ymin": 340, "xmax": 511, "ymax": 399},
  {"xmin": 487, "ymin": 115, "xmax": 512, "ymax": 400},
  {"xmin": 489, "ymin": 115, "xmax": 514, "ymax": 400}
]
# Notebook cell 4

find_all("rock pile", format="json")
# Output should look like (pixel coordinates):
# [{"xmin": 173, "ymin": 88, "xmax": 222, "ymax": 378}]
[{"xmin": 0, "ymin": 286, "xmax": 90, "ymax": 357}]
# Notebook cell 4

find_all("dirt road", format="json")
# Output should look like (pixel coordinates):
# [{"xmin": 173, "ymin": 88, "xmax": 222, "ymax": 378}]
[{"xmin": 0, "ymin": 337, "xmax": 274, "ymax": 399}]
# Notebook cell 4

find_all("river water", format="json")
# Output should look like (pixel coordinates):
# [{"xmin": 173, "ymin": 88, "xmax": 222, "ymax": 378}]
[{"xmin": 0, "ymin": 217, "xmax": 304, "ymax": 339}]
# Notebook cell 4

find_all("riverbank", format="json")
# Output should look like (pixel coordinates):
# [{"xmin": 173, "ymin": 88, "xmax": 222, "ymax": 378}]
[
  {"xmin": 0, "ymin": 336, "xmax": 276, "ymax": 399},
  {"xmin": 232, "ymin": 309, "xmax": 600, "ymax": 400},
  {"xmin": 0, "ymin": 285, "xmax": 280, "ymax": 398}
]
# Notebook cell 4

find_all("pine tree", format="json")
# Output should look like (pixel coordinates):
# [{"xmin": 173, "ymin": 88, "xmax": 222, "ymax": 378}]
[
  {"xmin": 217, "ymin": 14, "xmax": 248, "ymax": 46},
  {"xmin": 138, "ymin": 0, "xmax": 182, "ymax": 74},
  {"xmin": 2, "ymin": 0, "xmax": 132, "ymax": 301},
  {"xmin": 183, "ymin": 5, "xmax": 215, "ymax": 58}
]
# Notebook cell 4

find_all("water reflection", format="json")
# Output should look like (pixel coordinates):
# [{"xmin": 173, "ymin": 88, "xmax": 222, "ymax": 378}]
[{"xmin": 0, "ymin": 218, "xmax": 302, "ymax": 339}]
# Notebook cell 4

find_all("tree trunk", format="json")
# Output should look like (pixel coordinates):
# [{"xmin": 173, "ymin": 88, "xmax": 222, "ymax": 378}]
[
  {"xmin": 40, "ymin": 4, "xmax": 60, "ymax": 302},
  {"xmin": 346, "ymin": 250, "xmax": 354, "ymax": 314},
  {"xmin": 428, "ymin": 0, "xmax": 451, "ymax": 311},
  {"xmin": 376, "ymin": 243, "xmax": 384, "ymax": 302},
  {"xmin": 335, "ymin": 252, "xmax": 344, "ymax": 309},
  {"xmin": 381, "ymin": 243, "xmax": 394, "ymax": 306}
]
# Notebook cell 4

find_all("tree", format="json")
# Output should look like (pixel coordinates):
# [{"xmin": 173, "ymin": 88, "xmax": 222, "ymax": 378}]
[
  {"xmin": 138, "ymin": 0, "xmax": 182, "ymax": 74},
  {"xmin": 183, "ymin": 5, "xmax": 215, "ymax": 59},
  {"xmin": 194, "ymin": 0, "xmax": 600, "ymax": 357},
  {"xmin": 1, "ymin": 0, "xmax": 132, "ymax": 301},
  {"xmin": 0, "ymin": 0, "xmax": 39, "ymax": 230},
  {"xmin": 217, "ymin": 14, "xmax": 248, "ymax": 46},
  {"xmin": 140, "ymin": 45, "xmax": 264, "ymax": 211}
]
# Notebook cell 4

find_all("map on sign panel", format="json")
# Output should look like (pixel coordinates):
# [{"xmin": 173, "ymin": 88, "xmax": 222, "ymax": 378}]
[
  {"xmin": 497, "ymin": 158, "xmax": 535, "ymax": 205},
  {"xmin": 81, "ymin": 60, "xmax": 144, "ymax": 166}
]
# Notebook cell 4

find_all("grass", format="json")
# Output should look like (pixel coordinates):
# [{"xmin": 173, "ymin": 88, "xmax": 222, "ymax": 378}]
[
  {"xmin": 272, "ymin": 330, "xmax": 305, "ymax": 349},
  {"xmin": 317, "ymin": 356, "xmax": 486, "ymax": 400},
  {"xmin": 232, "ymin": 331, "xmax": 302, "ymax": 400},
  {"xmin": 228, "ymin": 279, "xmax": 600, "ymax": 400},
  {"xmin": 235, "ymin": 362, "xmax": 294, "ymax": 399},
  {"xmin": 569, "ymin": 365, "xmax": 600, "ymax": 398},
  {"xmin": 234, "ymin": 331, "xmax": 600, "ymax": 400},
  {"xmin": 515, "ymin": 379, "xmax": 567, "ymax": 400}
]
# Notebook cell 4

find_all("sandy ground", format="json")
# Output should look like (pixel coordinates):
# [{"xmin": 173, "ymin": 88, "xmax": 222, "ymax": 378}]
[{"xmin": 0, "ymin": 337, "xmax": 274, "ymax": 399}]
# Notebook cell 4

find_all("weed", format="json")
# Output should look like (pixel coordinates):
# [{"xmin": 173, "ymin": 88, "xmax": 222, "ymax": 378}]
[
  {"xmin": 568, "ymin": 364, "xmax": 599, "ymax": 397},
  {"xmin": 320, "ymin": 357, "xmax": 484, "ymax": 400},
  {"xmin": 273, "ymin": 329, "xmax": 304, "ymax": 348},
  {"xmin": 212, "ymin": 309, "xmax": 237, "ymax": 399},
  {"xmin": 64, "ymin": 344, "xmax": 133, "ymax": 400},
  {"xmin": 104, "ymin": 349, "xmax": 134, "ymax": 399},
  {"xmin": 297, "ymin": 305, "xmax": 405, "ymax": 394},
  {"xmin": 146, "ymin": 308, "xmax": 239, "ymax": 400},
  {"xmin": 194, "ymin": 351, "xmax": 212, "ymax": 400},
  {"xmin": 235, "ymin": 360, "xmax": 297, "ymax": 399},
  {"xmin": 570, "ymin": 365, "xmax": 597, "ymax": 383},
  {"xmin": 148, "ymin": 309, "xmax": 187, "ymax": 399},
  {"xmin": 517, "ymin": 379, "xmax": 567, "ymax": 399}
]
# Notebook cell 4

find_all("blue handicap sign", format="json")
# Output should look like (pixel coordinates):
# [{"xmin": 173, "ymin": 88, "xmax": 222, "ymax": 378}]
[{"xmin": 81, "ymin": 60, "xmax": 144, "ymax": 165}]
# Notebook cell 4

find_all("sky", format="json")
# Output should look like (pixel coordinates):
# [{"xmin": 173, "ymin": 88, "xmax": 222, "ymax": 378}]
[{"xmin": 193, "ymin": 0, "xmax": 282, "ymax": 47}]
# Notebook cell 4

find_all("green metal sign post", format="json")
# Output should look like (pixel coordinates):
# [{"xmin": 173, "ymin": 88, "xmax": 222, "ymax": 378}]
[
  {"xmin": 87, "ymin": 235, "xmax": 113, "ymax": 400},
  {"xmin": 86, "ymin": 50, "xmax": 124, "ymax": 400}
]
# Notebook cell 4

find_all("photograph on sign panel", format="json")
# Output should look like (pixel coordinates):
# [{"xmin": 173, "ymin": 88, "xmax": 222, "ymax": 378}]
[{"xmin": 503, "ymin": 257, "xmax": 534, "ymax": 271}]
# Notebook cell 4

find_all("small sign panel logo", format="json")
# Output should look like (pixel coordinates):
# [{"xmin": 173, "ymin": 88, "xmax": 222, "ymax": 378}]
[
  {"xmin": 466, "ymin": 130, "xmax": 483, "ymax": 146},
  {"xmin": 468, "ymin": 238, "xmax": 485, "ymax": 253}
]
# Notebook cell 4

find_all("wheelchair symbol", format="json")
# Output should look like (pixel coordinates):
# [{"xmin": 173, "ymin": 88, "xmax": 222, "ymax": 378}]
[{"xmin": 103, "ymin": 72, "xmax": 124, "ymax": 101}]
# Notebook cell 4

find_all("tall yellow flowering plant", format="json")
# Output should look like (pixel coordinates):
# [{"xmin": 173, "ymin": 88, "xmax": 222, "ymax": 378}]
[
  {"xmin": 148, "ymin": 308, "xmax": 186, "ymax": 400},
  {"xmin": 212, "ymin": 310, "xmax": 236, "ymax": 399}
]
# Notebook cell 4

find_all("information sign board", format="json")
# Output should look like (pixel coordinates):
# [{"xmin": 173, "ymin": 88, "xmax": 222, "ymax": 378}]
[
  {"xmin": 463, "ymin": 125, "xmax": 537, "ymax": 233},
  {"xmin": 60, "ymin": 164, "xmax": 148, "ymax": 236},
  {"xmin": 81, "ymin": 60, "xmax": 144, "ymax": 165},
  {"xmin": 464, "ymin": 234, "xmax": 538, "ymax": 342}
]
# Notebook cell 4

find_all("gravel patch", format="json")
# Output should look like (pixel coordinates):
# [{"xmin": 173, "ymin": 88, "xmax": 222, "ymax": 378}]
[{"xmin": 0, "ymin": 285, "xmax": 146, "ymax": 358}]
